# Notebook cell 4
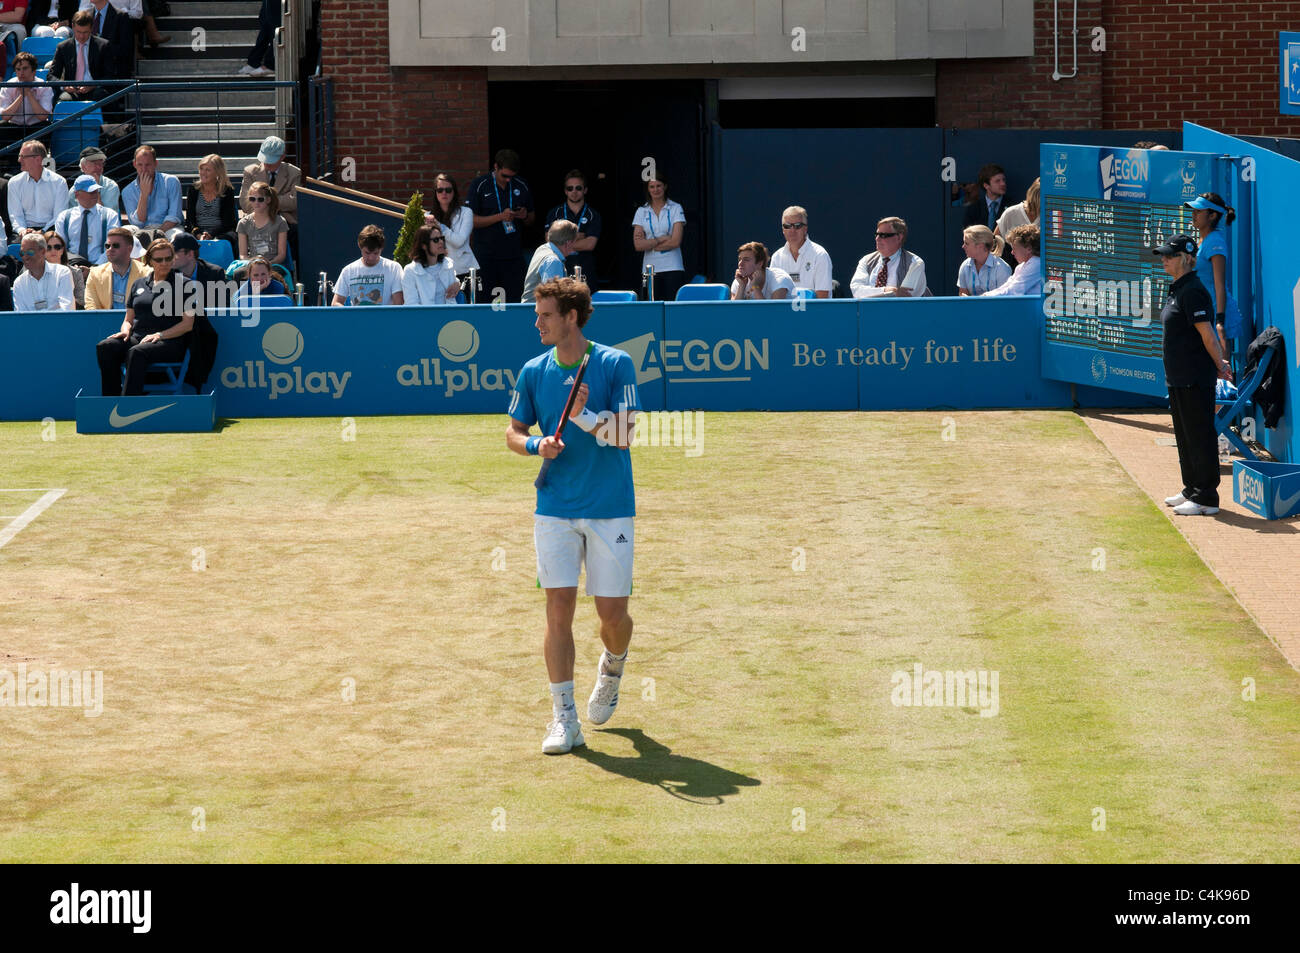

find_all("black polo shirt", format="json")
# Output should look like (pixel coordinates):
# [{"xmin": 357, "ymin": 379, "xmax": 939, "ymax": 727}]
[
  {"xmin": 128, "ymin": 273, "xmax": 202, "ymax": 337},
  {"xmin": 545, "ymin": 202, "xmax": 602, "ymax": 282},
  {"xmin": 1161, "ymin": 271, "xmax": 1216, "ymax": 387},
  {"xmin": 466, "ymin": 172, "xmax": 533, "ymax": 262}
]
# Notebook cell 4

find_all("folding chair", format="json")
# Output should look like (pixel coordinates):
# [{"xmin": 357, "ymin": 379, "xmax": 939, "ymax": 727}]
[
  {"xmin": 674, "ymin": 283, "xmax": 729, "ymax": 301},
  {"xmin": 1214, "ymin": 342, "xmax": 1277, "ymax": 461},
  {"xmin": 126, "ymin": 348, "xmax": 191, "ymax": 396},
  {"xmin": 592, "ymin": 290, "xmax": 638, "ymax": 302}
]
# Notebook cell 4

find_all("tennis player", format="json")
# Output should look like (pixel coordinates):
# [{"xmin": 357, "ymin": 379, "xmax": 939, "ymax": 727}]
[{"xmin": 506, "ymin": 277, "xmax": 641, "ymax": 754}]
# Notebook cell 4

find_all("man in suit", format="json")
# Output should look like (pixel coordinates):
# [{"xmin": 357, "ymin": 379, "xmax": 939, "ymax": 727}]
[
  {"xmin": 84, "ymin": 223, "xmax": 144, "ymax": 309},
  {"xmin": 83, "ymin": 0, "xmax": 133, "ymax": 79},
  {"xmin": 170, "ymin": 232, "xmax": 222, "ymax": 389},
  {"xmin": 49, "ymin": 9, "xmax": 115, "ymax": 101},
  {"xmin": 239, "ymin": 134, "xmax": 300, "ymax": 261},
  {"xmin": 962, "ymin": 163, "xmax": 1007, "ymax": 233}
]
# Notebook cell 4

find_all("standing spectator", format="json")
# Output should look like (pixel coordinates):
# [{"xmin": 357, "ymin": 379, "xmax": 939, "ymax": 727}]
[
  {"xmin": 65, "ymin": 145, "xmax": 119, "ymax": 211},
  {"xmin": 121, "ymin": 143, "xmax": 182, "ymax": 243},
  {"xmin": 42, "ymin": 227, "xmax": 83, "ymax": 305},
  {"xmin": 81, "ymin": 0, "xmax": 134, "ymax": 80},
  {"xmin": 1152, "ymin": 233, "xmax": 1232, "ymax": 516},
  {"xmin": 730, "ymin": 241, "xmax": 793, "ymax": 300},
  {"xmin": 54, "ymin": 172, "xmax": 118, "ymax": 264},
  {"xmin": 234, "ymin": 180, "xmax": 287, "ymax": 271},
  {"xmin": 962, "ymin": 163, "xmax": 1007, "ymax": 233},
  {"xmin": 467, "ymin": 148, "xmax": 534, "ymax": 303},
  {"xmin": 982, "ymin": 225, "xmax": 1042, "ymax": 297},
  {"xmin": 13, "ymin": 230, "xmax": 73, "ymax": 310},
  {"xmin": 0, "ymin": 52, "xmax": 53, "ymax": 164},
  {"xmin": 956, "ymin": 226, "xmax": 1011, "ymax": 296},
  {"xmin": 49, "ymin": 10, "xmax": 114, "ymax": 102},
  {"xmin": 995, "ymin": 177, "xmax": 1040, "ymax": 266},
  {"xmin": 1186, "ymin": 193, "xmax": 1245, "ymax": 358},
  {"xmin": 426, "ymin": 172, "xmax": 476, "ymax": 283},
  {"xmin": 235, "ymin": 0, "xmax": 274, "ymax": 77},
  {"xmin": 401, "ymin": 224, "xmax": 459, "ymax": 306},
  {"xmin": 84, "ymin": 224, "xmax": 145, "ymax": 309},
  {"xmin": 522, "ymin": 219, "xmax": 576, "ymax": 303},
  {"xmin": 851, "ymin": 217, "xmax": 927, "ymax": 298},
  {"xmin": 632, "ymin": 174, "xmax": 685, "ymax": 301},
  {"xmin": 331, "ymin": 224, "xmax": 403, "ymax": 306},
  {"xmin": 6, "ymin": 140, "xmax": 64, "ymax": 240},
  {"xmin": 184, "ymin": 152, "xmax": 237, "ymax": 249},
  {"xmin": 0, "ymin": 2, "xmax": 29, "ymax": 47},
  {"xmin": 770, "ymin": 205, "xmax": 832, "ymax": 299},
  {"xmin": 545, "ymin": 169, "xmax": 600, "ymax": 284}
]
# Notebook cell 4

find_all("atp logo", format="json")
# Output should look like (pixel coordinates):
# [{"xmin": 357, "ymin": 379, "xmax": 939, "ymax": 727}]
[
  {"xmin": 220, "ymin": 321, "xmax": 352, "ymax": 399},
  {"xmin": 1052, "ymin": 150, "xmax": 1069, "ymax": 191},
  {"xmin": 1178, "ymin": 160, "xmax": 1200, "ymax": 200}
]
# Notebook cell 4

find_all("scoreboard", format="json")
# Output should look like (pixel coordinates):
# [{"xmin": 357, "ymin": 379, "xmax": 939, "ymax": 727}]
[{"xmin": 1039, "ymin": 143, "xmax": 1229, "ymax": 397}]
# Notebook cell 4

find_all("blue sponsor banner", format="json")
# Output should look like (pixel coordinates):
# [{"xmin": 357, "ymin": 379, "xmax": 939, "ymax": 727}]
[
  {"xmin": 1282, "ymin": 32, "xmax": 1300, "ymax": 116},
  {"xmin": 1042, "ymin": 143, "xmax": 1218, "ymax": 204},
  {"xmin": 662, "ymin": 300, "xmax": 858, "ymax": 411},
  {"xmin": 75, "ymin": 389, "xmax": 216, "ymax": 433},
  {"xmin": 1040, "ymin": 341, "xmax": 1165, "ymax": 398}
]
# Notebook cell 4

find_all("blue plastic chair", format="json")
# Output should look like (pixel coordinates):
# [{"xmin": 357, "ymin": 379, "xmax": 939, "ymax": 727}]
[
  {"xmin": 1215, "ymin": 341, "xmax": 1277, "ymax": 461},
  {"xmin": 592, "ymin": 290, "xmax": 638, "ymax": 302},
  {"xmin": 674, "ymin": 283, "xmax": 729, "ymax": 302},
  {"xmin": 35, "ymin": 68, "xmax": 47, "ymax": 80},
  {"xmin": 50, "ymin": 101, "xmax": 101, "ymax": 167},
  {"xmin": 793, "ymin": 287, "xmax": 817, "ymax": 300},
  {"xmin": 199, "ymin": 239, "xmax": 234, "ymax": 270},
  {"xmin": 127, "ymin": 349, "xmax": 191, "ymax": 395},
  {"xmin": 253, "ymin": 294, "xmax": 294, "ymax": 307},
  {"xmin": 21, "ymin": 36, "xmax": 61, "ymax": 65}
]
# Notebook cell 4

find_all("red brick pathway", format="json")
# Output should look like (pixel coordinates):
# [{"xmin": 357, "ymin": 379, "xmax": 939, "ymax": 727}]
[{"xmin": 1082, "ymin": 410, "xmax": 1299, "ymax": 671}]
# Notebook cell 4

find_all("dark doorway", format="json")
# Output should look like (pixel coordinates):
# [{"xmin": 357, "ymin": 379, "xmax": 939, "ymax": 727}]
[{"xmin": 488, "ymin": 79, "xmax": 707, "ymax": 292}]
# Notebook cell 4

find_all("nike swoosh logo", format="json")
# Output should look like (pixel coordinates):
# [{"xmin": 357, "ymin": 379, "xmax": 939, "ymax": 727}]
[
  {"xmin": 1275, "ymin": 485, "xmax": 1300, "ymax": 516},
  {"xmin": 109, "ymin": 403, "xmax": 176, "ymax": 428}
]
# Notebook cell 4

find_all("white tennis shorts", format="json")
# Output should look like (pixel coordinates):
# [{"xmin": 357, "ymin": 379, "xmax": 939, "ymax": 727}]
[{"xmin": 534, "ymin": 515, "xmax": 634, "ymax": 596}]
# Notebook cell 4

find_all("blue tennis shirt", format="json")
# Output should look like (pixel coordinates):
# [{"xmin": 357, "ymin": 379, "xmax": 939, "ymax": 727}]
[{"xmin": 509, "ymin": 341, "xmax": 639, "ymax": 519}]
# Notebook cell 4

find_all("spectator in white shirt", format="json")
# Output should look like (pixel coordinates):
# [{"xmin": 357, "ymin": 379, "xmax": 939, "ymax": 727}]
[
  {"xmin": 0, "ymin": 52, "xmax": 53, "ymax": 167},
  {"xmin": 956, "ymin": 225, "xmax": 1012, "ymax": 296},
  {"xmin": 851, "ymin": 217, "xmax": 928, "ymax": 298},
  {"xmin": 769, "ymin": 205, "xmax": 832, "ymax": 298},
  {"xmin": 55, "ymin": 173, "xmax": 119, "ymax": 265},
  {"xmin": 13, "ymin": 231, "xmax": 74, "ymax": 311},
  {"xmin": 401, "ymin": 224, "xmax": 459, "ymax": 306},
  {"xmin": 730, "ymin": 241, "xmax": 793, "ymax": 300},
  {"xmin": 425, "ymin": 172, "xmax": 477, "ymax": 282},
  {"xmin": 7, "ymin": 139, "xmax": 68, "ymax": 241},
  {"xmin": 983, "ymin": 225, "xmax": 1043, "ymax": 297}
]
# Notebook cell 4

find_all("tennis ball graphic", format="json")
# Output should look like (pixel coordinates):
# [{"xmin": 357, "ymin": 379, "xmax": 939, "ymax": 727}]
[
  {"xmin": 438, "ymin": 320, "xmax": 480, "ymax": 363},
  {"xmin": 262, "ymin": 322, "xmax": 304, "ymax": 365}
]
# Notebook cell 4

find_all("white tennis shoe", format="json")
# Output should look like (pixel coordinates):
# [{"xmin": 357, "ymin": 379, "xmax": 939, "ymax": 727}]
[
  {"xmin": 587, "ymin": 666, "xmax": 622, "ymax": 726},
  {"xmin": 1164, "ymin": 492, "xmax": 1187, "ymax": 507},
  {"xmin": 1173, "ymin": 500, "xmax": 1219, "ymax": 516},
  {"xmin": 542, "ymin": 717, "xmax": 585, "ymax": 755}
]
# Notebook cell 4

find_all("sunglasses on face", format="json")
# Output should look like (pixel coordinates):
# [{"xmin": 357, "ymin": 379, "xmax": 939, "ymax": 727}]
[
  {"xmin": 151, "ymin": 255, "xmax": 173, "ymax": 263},
  {"xmin": 105, "ymin": 242, "xmax": 123, "ymax": 249},
  {"xmin": 435, "ymin": 186, "xmax": 453, "ymax": 194},
  {"xmin": 19, "ymin": 249, "xmax": 39, "ymax": 257},
  {"xmin": 429, "ymin": 235, "xmax": 445, "ymax": 242},
  {"xmin": 249, "ymin": 196, "xmax": 267, "ymax": 203},
  {"xmin": 876, "ymin": 232, "xmax": 899, "ymax": 239},
  {"xmin": 47, "ymin": 243, "xmax": 64, "ymax": 250},
  {"xmin": 781, "ymin": 222, "xmax": 807, "ymax": 230},
  {"xmin": 565, "ymin": 185, "xmax": 585, "ymax": 192}
]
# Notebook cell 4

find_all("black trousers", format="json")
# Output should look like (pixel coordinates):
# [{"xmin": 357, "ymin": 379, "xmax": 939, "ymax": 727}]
[
  {"xmin": 97, "ymin": 333, "xmax": 188, "ymax": 396},
  {"xmin": 479, "ymin": 256, "xmax": 524, "ymax": 304},
  {"xmin": 1168, "ymin": 382, "xmax": 1220, "ymax": 506},
  {"xmin": 247, "ymin": 0, "xmax": 277, "ymax": 68},
  {"xmin": 645, "ymin": 270, "xmax": 687, "ymax": 302}
]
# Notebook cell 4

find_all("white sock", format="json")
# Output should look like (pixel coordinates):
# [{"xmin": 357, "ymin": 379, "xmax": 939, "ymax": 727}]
[
  {"xmin": 549, "ymin": 680, "xmax": 577, "ymax": 721},
  {"xmin": 601, "ymin": 649, "xmax": 628, "ymax": 677}
]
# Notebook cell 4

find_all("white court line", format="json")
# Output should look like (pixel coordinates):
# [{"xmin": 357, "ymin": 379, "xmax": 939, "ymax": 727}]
[{"xmin": 0, "ymin": 489, "xmax": 67, "ymax": 551}]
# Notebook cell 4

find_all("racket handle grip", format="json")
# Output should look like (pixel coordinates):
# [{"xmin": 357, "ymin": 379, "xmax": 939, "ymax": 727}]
[{"xmin": 534, "ymin": 457, "xmax": 553, "ymax": 489}]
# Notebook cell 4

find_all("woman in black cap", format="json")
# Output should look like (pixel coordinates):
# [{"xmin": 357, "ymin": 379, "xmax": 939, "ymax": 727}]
[{"xmin": 1154, "ymin": 234, "xmax": 1233, "ymax": 516}]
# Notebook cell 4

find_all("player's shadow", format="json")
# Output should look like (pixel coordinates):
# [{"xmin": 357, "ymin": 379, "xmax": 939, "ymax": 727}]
[{"xmin": 574, "ymin": 728, "xmax": 760, "ymax": 804}]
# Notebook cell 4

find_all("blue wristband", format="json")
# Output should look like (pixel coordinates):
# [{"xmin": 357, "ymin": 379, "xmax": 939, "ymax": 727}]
[{"xmin": 526, "ymin": 436, "xmax": 541, "ymax": 455}]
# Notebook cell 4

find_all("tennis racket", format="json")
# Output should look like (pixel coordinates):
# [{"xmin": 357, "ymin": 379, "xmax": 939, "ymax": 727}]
[{"xmin": 534, "ymin": 349, "xmax": 591, "ymax": 489}]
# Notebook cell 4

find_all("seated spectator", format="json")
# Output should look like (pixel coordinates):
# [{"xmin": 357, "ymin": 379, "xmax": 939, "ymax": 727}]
[
  {"xmin": 730, "ymin": 241, "xmax": 793, "ymax": 300},
  {"xmin": 0, "ymin": 269, "xmax": 13, "ymax": 310},
  {"xmin": 0, "ymin": 52, "xmax": 53, "ymax": 167},
  {"xmin": 120, "ymin": 143, "xmax": 183, "ymax": 244},
  {"xmin": 84, "ymin": 223, "xmax": 145, "ymax": 309},
  {"xmin": 13, "ymin": 230, "xmax": 73, "ymax": 309},
  {"xmin": 65, "ymin": 145, "xmax": 119, "ymax": 211},
  {"xmin": 401, "ymin": 224, "xmax": 458, "ymax": 306},
  {"xmin": 521, "ymin": 219, "xmax": 576, "ymax": 303},
  {"xmin": 956, "ymin": 226, "xmax": 1012, "ymax": 296},
  {"xmin": 995, "ymin": 177, "xmax": 1039, "ymax": 265},
  {"xmin": 184, "ymin": 152, "xmax": 237, "ymax": 249},
  {"xmin": 851, "ymin": 217, "xmax": 927, "ymax": 298},
  {"xmin": 54, "ymin": 173, "xmax": 119, "ymax": 265},
  {"xmin": 26, "ymin": 0, "xmax": 72, "ymax": 39},
  {"xmin": 6, "ymin": 139, "xmax": 65, "ymax": 241},
  {"xmin": 331, "ymin": 224, "xmax": 403, "ymax": 306},
  {"xmin": 42, "ymin": 227, "xmax": 83, "ymax": 305},
  {"xmin": 770, "ymin": 206, "xmax": 831, "ymax": 299},
  {"xmin": 963, "ymin": 163, "xmax": 1007, "ymax": 233},
  {"xmin": 80, "ymin": 0, "xmax": 135, "ymax": 80},
  {"xmin": 96, "ymin": 238, "xmax": 197, "ymax": 398},
  {"xmin": 983, "ymin": 225, "xmax": 1042, "ymax": 297},
  {"xmin": 238, "ymin": 135, "xmax": 299, "ymax": 250},
  {"xmin": 234, "ymin": 256, "xmax": 286, "ymax": 300},
  {"xmin": 0, "ymin": 2, "xmax": 29, "ymax": 47},
  {"xmin": 49, "ymin": 9, "xmax": 114, "ymax": 102},
  {"xmin": 233, "ymin": 179, "xmax": 287, "ymax": 275}
]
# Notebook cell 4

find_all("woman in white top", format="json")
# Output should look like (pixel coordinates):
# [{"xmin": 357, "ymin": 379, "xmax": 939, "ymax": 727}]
[
  {"xmin": 632, "ymin": 174, "xmax": 686, "ymax": 301},
  {"xmin": 401, "ymin": 225, "xmax": 460, "ymax": 306},
  {"xmin": 956, "ymin": 226, "xmax": 1012, "ymax": 296},
  {"xmin": 995, "ymin": 177, "xmax": 1039, "ymax": 265},
  {"xmin": 983, "ymin": 225, "xmax": 1042, "ymax": 297},
  {"xmin": 730, "ymin": 241, "xmax": 793, "ymax": 300},
  {"xmin": 426, "ymin": 172, "xmax": 477, "ymax": 282}
]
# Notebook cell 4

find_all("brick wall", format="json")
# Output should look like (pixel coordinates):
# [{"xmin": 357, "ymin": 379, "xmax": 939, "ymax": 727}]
[
  {"xmin": 319, "ymin": 4, "xmax": 488, "ymax": 203},
  {"xmin": 937, "ymin": 0, "xmax": 1300, "ymax": 137}
]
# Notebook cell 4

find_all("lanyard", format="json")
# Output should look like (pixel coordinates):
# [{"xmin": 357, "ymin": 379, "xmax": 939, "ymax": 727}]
[
  {"xmin": 566, "ymin": 202, "xmax": 587, "ymax": 226},
  {"xmin": 645, "ymin": 202, "xmax": 669, "ymax": 239}
]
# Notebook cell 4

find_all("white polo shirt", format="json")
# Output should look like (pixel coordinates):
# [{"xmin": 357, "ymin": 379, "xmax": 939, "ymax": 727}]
[
  {"xmin": 731, "ymin": 266, "xmax": 795, "ymax": 300},
  {"xmin": 770, "ymin": 238, "xmax": 832, "ymax": 295},
  {"xmin": 632, "ymin": 199, "xmax": 685, "ymax": 274}
]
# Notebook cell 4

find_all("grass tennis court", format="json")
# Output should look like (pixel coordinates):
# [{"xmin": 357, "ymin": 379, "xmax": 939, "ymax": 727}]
[{"xmin": 1, "ymin": 411, "xmax": 1298, "ymax": 862}]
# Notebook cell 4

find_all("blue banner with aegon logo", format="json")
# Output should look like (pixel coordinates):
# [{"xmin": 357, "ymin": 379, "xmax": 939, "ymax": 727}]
[
  {"xmin": 1043, "ymin": 143, "xmax": 1215, "ymax": 205},
  {"xmin": 2, "ymin": 297, "xmax": 1138, "ymax": 421}
]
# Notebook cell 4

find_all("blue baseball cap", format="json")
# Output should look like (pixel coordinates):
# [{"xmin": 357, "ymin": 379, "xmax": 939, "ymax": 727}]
[
  {"xmin": 1185, "ymin": 195, "xmax": 1227, "ymax": 214},
  {"xmin": 73, "ymin": 174, "xmax": 101, "ymax": 193}
]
